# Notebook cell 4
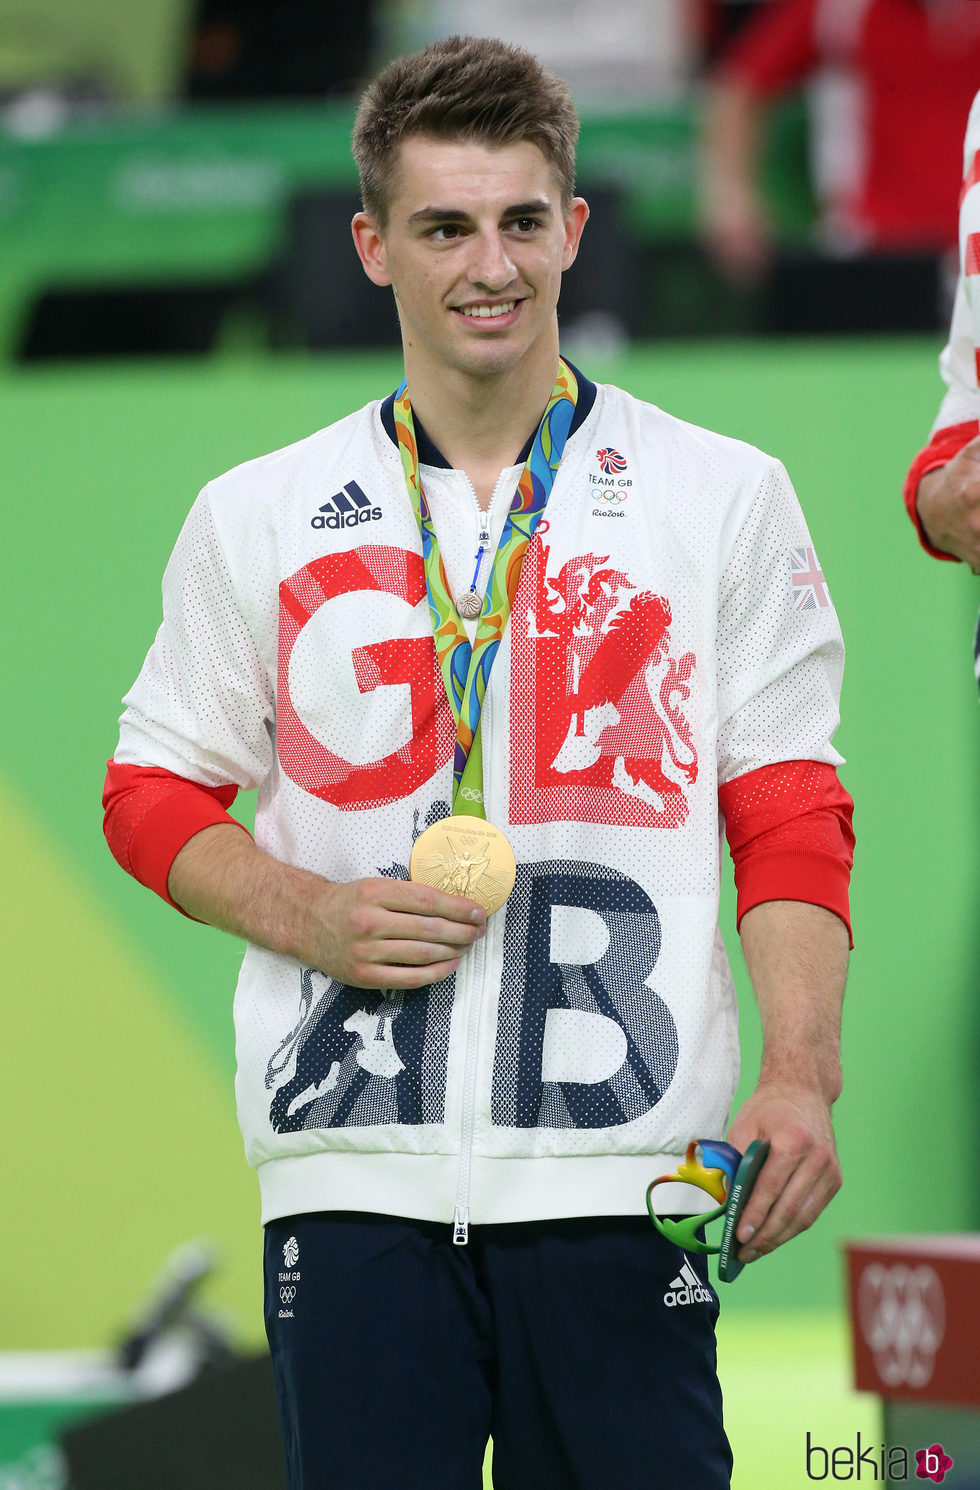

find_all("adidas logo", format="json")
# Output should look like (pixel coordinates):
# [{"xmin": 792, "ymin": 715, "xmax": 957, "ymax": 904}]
[
  {"xmin": 312, "ymin": 480, "xmax": 382, "ymax": 530},
  {"xmin": 664, "ymin": 1258, "xmax": 714, "ymax": 1308}
]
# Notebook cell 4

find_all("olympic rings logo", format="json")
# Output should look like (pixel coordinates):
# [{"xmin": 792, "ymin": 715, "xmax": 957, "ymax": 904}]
[
  {"xmin": 857, "ymin": 1263, "xmax": 945, "ymax": 1388},
  {"xmin": 593, "ymin": 488, "xmax": 627, "ymax": 503},
  {"xmin": 280, "ymin": 1286, "xmax": 296, "ymax": 1304},
  {"xmin": 459, "ymin": 788, "xmax": 484, "ymax": 802}
]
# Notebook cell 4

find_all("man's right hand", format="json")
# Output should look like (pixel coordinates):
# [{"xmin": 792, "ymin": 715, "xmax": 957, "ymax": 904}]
[
  {"xmin": 168, "ymin": 823, "xmax": 486, "ymax": 989},
  {"xmin": 917, "ymin": 435, "xmax": 980, "ymax": 566},
  {"xmin": 310, "ymin": 877, "xmax": 486, "ymax": 988}
]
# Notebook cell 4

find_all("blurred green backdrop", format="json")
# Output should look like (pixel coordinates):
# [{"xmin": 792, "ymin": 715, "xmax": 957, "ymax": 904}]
[
  {"xmin": 0, "ymin": 0, "xmax": 191, "ymax": 100},
  {"xmin": 1, "ymin": 338, "xmax": 977, "ymax": 1478}
]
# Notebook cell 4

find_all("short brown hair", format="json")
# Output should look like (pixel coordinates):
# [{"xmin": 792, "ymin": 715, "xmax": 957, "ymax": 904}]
[{"xmin": 352, "ymin": 35, "xmax": 579, "ymax": 228}]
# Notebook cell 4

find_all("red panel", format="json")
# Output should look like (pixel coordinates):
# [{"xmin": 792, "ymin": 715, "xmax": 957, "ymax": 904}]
[
  {"xmin": 845, "ymin": 1238, "xmax": 980, "ymax": 1407},
  {"xmin": 276, "ymin": 545, "xmax": 454, "ymax": 810},
  {"xmin": 965, "ymin": 232, "xmax": 980, "ymax": 276},
  {"xmin": 509, "ymin": 529, "xmax": 699, "ymax": 829}
]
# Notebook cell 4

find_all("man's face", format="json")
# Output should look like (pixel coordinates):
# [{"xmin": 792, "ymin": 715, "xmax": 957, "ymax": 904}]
[{"xmin": 352, "ymin": 136, "xmax": 588, "ymax": 380}]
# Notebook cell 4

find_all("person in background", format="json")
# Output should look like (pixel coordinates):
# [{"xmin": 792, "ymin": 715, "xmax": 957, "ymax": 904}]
[
  {"xmin": 700, "ymin": 0, "xmax": 980, "ymax": 286},
  {"xmin": 904, "ymin": 89, "xmax": 980, "ymax": 686}
]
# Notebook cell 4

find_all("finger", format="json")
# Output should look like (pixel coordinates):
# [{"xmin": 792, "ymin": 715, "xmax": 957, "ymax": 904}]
[
  {"xmin": 741, "ymin": 1169, "xmax": 838, "ymax": 1259},
  {"xmin": 375, "ymin": 911, "xmax": 487, "ymax": 948},
  {"xmin": 370, "ymin": 937, "xmax": 475, "ymax": 968},
  {"xmin": 732, "ymin": 1146, "xmax": 805, "ymax": 1246},
  {"xmin": 342, "ymin": 956, "xmax": 463, "ymax": 990},
  {"xmin": 759, "ymin": 1172, "xmax": 837, "ymax": 1252},
  {"xmin": 372, "ymin": 879, "xmax": 487, "ymax": 924},
  {"xmin": 740, "ymin": 1154, "xmax": 840, "ymax": 1259}
]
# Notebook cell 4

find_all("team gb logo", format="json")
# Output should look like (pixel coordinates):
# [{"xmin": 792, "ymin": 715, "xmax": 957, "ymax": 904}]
[{"xmin": 596, "ymin": 448, "xmax": 627, "ymax": 475}]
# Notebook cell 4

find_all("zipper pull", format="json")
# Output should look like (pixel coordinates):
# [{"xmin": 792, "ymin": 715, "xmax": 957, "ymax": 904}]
[{"xmin": 452, "ymin": 1205, "xmax": 470, "ymax": 1246}]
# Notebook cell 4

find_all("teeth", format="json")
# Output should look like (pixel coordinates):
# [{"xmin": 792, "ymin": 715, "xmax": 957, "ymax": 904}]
[{"xmin": 459, "ymin": 301, "xmax": 516, "ymax": 318}]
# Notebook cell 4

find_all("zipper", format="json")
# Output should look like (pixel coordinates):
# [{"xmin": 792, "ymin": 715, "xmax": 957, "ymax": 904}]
[
  {"xmin": 452, "ymin": 1206, "xmax": 470, "ymax": 1245},
  {"xmin": 462, "ymin": 510, "xmax": 491, "ymax": 611},
  {"xmin": 457, "ymin": 478, "xmax": 498, "ymax": 613},
  {"xmin": 451, "ymin": 917, "xmax": 487, "ymax": 1245},
  {"xmin": 450, "ymin": 472, "xmax": 511, "ymax": 1244}
]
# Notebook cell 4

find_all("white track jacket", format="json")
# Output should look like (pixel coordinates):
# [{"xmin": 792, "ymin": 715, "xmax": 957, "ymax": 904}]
[{"xmin": 114, "ymin": 378, "xmax": 845, "ymax": 1234}]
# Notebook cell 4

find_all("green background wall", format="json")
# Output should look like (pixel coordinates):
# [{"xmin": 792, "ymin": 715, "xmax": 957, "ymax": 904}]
[
  {"xmin": 0, "ymin": 0, "xmax": 192, "ymax": 100},
  {"xmin": 2, "ymin": 338, "xmax": 977, "ymax": 1353}
]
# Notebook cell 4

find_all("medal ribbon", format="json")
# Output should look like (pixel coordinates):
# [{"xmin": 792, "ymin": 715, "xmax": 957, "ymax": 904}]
[{"xmin": 394, "ymin": 359, "xmax": 578, "ymax": 816}]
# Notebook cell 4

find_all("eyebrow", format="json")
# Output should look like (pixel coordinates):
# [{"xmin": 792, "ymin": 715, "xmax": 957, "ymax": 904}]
[{"xmin": 406, "ymin": 199, "xmax": 554, "ymax": 226}]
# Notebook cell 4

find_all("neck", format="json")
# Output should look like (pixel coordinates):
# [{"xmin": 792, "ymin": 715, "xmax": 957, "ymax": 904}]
[{"xmin": 404, "ymin": 333, "xmax": 561, "ymax": 473}]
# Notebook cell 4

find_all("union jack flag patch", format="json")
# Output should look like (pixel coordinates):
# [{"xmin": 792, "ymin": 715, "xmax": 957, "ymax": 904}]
[{"xmin": 789, "ymin": 546, "xmax": 830, "ymax": 610}]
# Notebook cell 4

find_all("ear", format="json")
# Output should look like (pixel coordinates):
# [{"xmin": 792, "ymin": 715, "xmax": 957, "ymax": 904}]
[
  {"xmin": 351, "ymin": 212, "xmax": 392, "ymax": 287},
  {"xmin": 561, "ymin": 197, "xmax": 590, "ymax": 271}
]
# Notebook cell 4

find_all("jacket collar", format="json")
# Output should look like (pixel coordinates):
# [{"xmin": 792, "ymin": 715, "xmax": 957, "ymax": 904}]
[{"xmin": 379, "ymin": 360, "xmax": 597, "ymax": 469}]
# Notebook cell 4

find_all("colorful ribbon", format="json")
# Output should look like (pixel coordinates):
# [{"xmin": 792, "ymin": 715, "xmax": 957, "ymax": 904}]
[{"xmin": 393, "ymin": 360, "xmax": 579, "ymax": 815}]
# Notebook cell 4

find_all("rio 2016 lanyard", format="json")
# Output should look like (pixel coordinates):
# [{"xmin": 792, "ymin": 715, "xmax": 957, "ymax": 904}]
[{"xmin": 395, "ymin": 358, "xmax": 579, "ymax": 912}]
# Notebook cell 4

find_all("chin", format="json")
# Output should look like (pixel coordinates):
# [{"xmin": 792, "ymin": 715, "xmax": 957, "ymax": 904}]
[{"xmin": 455, "ymin": 337, "xmax": 537, "ymax": 379}]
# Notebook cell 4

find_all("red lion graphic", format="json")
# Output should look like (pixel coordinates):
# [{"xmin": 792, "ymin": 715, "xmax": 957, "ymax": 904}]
[{"xmin": 510, "ymin": 531, "xmax": 698, "ymax": 828}]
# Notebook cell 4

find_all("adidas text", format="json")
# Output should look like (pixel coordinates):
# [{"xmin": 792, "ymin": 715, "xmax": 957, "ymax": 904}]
[
  {"xmin": 664, "ymin": 1260, "xmax": 713, "ymax": 1307},
  {"xmin": 313, "ymin": 507, "xmax": 383, "ymax": 530},
  {"xmin": 312, "ymin": 480, "xmax": 382, "ymax": 529},
  {"xmin": 664, "ymin": 1282, "xmax": 713, "ymax": 1307}
]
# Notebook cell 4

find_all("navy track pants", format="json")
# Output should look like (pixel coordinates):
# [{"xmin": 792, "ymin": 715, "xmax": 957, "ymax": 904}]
[{"xmin": 264, "ymin": 1211, "xmax": 732, "ymax": 1490}]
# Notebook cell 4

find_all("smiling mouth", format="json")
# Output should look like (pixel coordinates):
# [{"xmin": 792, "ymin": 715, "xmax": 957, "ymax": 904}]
[{"xmin": 454, "ymin": 300, "xmax": 520, "ymax": 320}]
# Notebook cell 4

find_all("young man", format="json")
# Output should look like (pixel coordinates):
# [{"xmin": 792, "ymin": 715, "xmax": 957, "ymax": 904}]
[{"xmin": 104, "ymin": 35, "xmax": 853, "ymax": 1490}]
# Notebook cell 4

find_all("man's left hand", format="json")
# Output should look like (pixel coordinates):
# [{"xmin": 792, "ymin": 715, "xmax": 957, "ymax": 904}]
[{"xmin": 726, "ymin": 1081, "xmax": 842, "ymax": 1263}]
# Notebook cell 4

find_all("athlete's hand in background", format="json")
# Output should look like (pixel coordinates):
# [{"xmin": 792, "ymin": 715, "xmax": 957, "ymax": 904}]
[{"xmin": 917, "ymin": 435, "xmax": 980, "ymax": 567}]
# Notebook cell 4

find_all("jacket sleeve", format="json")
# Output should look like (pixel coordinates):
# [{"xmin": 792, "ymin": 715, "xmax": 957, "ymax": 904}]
[
  {"xmin": 106, "ymin": 483, "xmax": 275, "ymax": 908},
  {"xmin": 719, "ymin": 760, "xmax": 854, "ymax": 943},
  {"xmin": 716, "ymin": 456, "xmax": 852, "ymax": 938},
  {"xmin": 903, "ymin": 89, "xmax": 980, "ymax": 559},
  {"xmin": 102, "ymin": 760, "xmax": 250, "ymax": 914}
]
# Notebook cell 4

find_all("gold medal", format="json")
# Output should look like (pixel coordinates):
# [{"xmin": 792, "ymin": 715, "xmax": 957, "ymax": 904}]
[{"xmin": 410, "ymin": 816, "xmax": 516, "ymax": 914}]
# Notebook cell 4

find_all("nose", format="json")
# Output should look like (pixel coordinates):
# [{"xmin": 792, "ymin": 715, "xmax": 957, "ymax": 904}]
[{"xmin": 467, "ymin": 228, "xmax": 517, "ymax": 292}]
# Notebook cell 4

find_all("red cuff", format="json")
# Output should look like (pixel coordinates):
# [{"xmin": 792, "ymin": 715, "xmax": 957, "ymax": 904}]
[
  {"xmin": 719, "ymin": 760, "xmax": 854, "ymax": 946},
  {"xmin": 103, "ymin": 760, "xmax": 251, "ymax": 915},
  {"xmin": 903, "ymin": 421, "xmax": 979, "ymax": 561}
]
